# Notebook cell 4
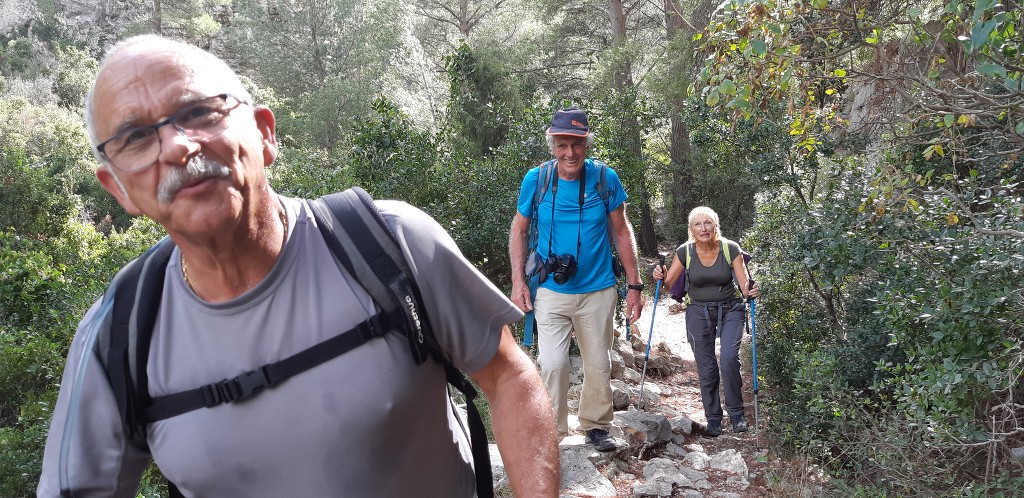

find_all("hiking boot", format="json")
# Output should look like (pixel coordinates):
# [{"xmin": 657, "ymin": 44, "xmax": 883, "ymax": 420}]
[
  {"xmin": 731, "ymin": 415, "xmax": 749, "ymax": 433},
  {"xmin": 704, "ymin": 419, "xmax": 722, "ymax": 437},
  {"xmin": 585, "ymin": 428, "xmax": 617, "ymax": 451}
]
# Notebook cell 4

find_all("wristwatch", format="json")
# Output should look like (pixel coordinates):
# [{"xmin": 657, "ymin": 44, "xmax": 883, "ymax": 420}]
[{"xmin": 627, "ymin": 283, "xmax": 644, "ymax": 292}]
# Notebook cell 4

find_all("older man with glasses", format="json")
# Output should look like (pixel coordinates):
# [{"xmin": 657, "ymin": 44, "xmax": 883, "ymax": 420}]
[{"xmin": 37, "ymin": 34, "xmax": 558, "ymax": 497}]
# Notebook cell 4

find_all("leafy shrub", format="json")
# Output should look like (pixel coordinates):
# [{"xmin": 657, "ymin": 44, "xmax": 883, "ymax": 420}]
[
  {"xmin": 52, "ymin": 44, "xmax": 98, "ymax": 110},
  {"xmin": 0, "ymin": 148, "xmax": 77, "ymax": 237},
  {"xmin": 749, "ymin": 161, "xmax": 1024, "ymax": 495},
  {"xmin": 269, "ymin": 146, "xmax": 353, "ymax": 200},
  {"xmin": 348, "ymin": 98, "xmax": 442, "ymax": 207},
  {"xmin": 0, "ymin": 422, "xmax": 50, "ymax": 497},
  {"xmin": 0, "ymin": 215, "xmax": 164, "ymax": 493}
]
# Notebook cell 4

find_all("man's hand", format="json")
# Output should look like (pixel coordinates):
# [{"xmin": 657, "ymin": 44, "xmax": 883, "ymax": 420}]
[
  {"xmin": 510, "ymin": 279, "xmax": 533, "ymax": 312},
  {"xmin": 625, "ymin": 288, "xmax": 644, "ymax": 324}
]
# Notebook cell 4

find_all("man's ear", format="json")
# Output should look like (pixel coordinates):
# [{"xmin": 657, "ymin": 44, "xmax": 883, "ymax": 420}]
[
  {"xmin": 96, "ymin": 165, "xmax": 142, "ymax": 216},
  {"xmin": 253, "ymin": 106, "xmax": 278, "ymax": 166}
]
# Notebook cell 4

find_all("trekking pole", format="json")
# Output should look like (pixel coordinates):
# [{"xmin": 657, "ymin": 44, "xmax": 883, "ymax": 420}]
[
  {"xmin": 748, "ymin": 290, "xmax": 760, "ymax": 450},
  {"xmin": 638, "ymin": 254, "xmax": 666, "ymax": 410},
  {"xmin": 523, "ymin": 276, "xmax": 538, "ymax": 347},
  {"xmin": 621, "ymin": 282, "xmax": 631, "ymax": 340}
]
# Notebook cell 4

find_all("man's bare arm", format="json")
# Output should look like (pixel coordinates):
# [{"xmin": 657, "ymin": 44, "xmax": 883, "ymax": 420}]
[
  {"xmin": 508, "ymin": 213, "xmax": 533, "ymax": 312},
  {"xmin": 470, "ymin": 325, "xmax": 559, "ymax": 497}
]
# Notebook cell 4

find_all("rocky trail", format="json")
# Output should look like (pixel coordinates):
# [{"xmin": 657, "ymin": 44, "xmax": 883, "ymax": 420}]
[{"xmin": 491, "ymin": 288, "xmax": 814, "ymax": 497}]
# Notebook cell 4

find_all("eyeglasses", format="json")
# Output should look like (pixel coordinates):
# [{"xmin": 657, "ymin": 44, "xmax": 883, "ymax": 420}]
[
  {"xmin": 691, "ymin": 220, "xmax": 716, "ymax": 230},
  {"xmin": 96, "ymin": 94, "xmax": 248, "ymax": 173}
]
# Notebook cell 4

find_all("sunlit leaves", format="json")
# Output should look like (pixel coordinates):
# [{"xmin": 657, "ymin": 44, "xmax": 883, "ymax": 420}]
[
  {"xmin": 706, "ymin": 89, "xmax": 721, "ymax": 106},
  {"xmin": 688, "ymin": 0, "xmax": 851, "ymax": 155},
  {"xmin": 923, "ymin": 143, "xmax": 945, "ymax": 160},
  {"xmin": 864, "ymin": 28, "xmax": 880, "ymax": 44},
  {"xmin": 692, "ymin": 0, "xmax": 1024, "ymax": 172},
  {"xmin": 719, "ymin": 78, "xmax": 737, "ymax": 95}
]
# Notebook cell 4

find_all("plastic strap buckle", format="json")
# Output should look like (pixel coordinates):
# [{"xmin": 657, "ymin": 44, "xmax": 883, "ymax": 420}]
[{"xmin": 200, "ymin": 367, "xmax": 273, "ymax": 406}]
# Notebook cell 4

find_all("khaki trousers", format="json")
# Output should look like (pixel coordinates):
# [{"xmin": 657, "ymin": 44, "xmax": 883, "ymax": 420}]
[{"xmin": 534, "ymin": 286, "xmax": 617, "ymax": 435}]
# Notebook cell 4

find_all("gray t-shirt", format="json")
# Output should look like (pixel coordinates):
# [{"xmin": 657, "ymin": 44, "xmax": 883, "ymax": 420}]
[{"xmin": 38, "ymin": 195, "xmax": 522, "ymax": 497}]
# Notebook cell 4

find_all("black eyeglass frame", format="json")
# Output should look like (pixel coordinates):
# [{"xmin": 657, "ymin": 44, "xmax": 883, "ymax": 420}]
[{"xmin": 95, "ymin": 93, "xmax": 249, "ymax": 173}]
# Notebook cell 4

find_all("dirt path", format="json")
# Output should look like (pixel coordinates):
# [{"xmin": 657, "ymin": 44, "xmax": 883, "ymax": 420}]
[{"xmin": 617, "ymin": 287, "xmax": 777, "ymax": 497}]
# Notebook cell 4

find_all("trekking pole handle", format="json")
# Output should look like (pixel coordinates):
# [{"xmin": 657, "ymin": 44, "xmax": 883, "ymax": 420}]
[{"xmin": 656, "ymin": 253, "xmax": 666, "ymax": 281}]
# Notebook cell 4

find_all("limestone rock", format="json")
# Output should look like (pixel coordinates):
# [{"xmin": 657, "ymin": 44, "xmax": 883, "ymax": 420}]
[
  {"xmin": 710, "ymin": 449, "xmax": 749, "ymax": 479},
  {"xmin": 615, "ymin": 407, "xmax": 673, "ymax": 446},
  {"xmin": 558, "ymin": 441, "xmax": 617, "ymax": 497},
  {"xmin": 669, "ymin": 415, "xmax": 698, "ymax": 435}
]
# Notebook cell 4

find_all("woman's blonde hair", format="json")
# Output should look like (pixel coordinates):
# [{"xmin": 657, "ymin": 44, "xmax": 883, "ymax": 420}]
[{"xmin": 687, "ymin": 206, "xmax": 722, "ymax": 244}]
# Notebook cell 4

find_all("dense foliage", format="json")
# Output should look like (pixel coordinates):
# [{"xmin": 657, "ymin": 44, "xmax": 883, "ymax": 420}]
[
  {"xmin": 0, "ymin": 219, "xmax": 163, "ymax": 496},
  {"xmin": 695, "ymin": 0, "xmax": 1024, "ymax": 494},
  {"xmin": 1, "ymin": 0, "xmax": 1021, "ymax": 495}
]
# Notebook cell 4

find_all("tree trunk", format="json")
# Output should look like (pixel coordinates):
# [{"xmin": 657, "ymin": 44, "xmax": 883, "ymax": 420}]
[
  {"xmin": 663, "ymin": 0, "xmax": 717, "ymax": 241},
  {"xmin": 153, "ymin": 0, "xmax": 162, "ymax": 34},
  {"xmin": 607, "ymin": 0, "xmax": 657, "ymax": 256},
  {"xmin": 665, "ymin": 0, "xmax": 689, "ymax": 240},
  {"xmin": 639, "ymin": 200, "xmax": 658, "ymax": 256},
  {"xmin": 459, "ymin": 0, "xmax": 471, "ymax": 36},
  {"xmin": 608, "ymin": 0, "xmax": 631, "ymax": 89},
  {"xmin": 669, "ymin": 118, "xmax": 694, "ymax": 240}
]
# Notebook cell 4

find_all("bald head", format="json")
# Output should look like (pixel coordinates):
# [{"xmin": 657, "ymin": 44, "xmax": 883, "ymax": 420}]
[{"xmin": 85, "ymin": 35, "xmax": 253, "ymax": 152}]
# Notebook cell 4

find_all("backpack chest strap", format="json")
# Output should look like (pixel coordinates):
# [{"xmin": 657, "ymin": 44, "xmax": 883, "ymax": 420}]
[{"xmin": 142, "ymin": 310, "xmax": 397, "ymax": 423}]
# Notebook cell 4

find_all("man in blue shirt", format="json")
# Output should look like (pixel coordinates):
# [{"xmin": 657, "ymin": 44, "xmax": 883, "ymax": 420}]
[{"xmin": 508, "ymin": 108, "xmax": 644, "ymax": 451}]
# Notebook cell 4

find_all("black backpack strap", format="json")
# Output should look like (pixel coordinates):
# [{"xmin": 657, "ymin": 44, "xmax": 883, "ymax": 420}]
[
  {"xmin": 139, "ymin": 192, "xmax": 403, "ymax": 421},
  {"xmin": 592, "ymin": 159, "xmax": 611, "ymax": 212},
  {"xmin": 311, "ymin": 189, "xmax": 439, "ymax": 365},
  {"xmin": 104, "ymin": 237, "xmax": 176, "ymax": 450},
  {"xmin": 168, "ymin": 482, "xmax": 185, "ymax": 498},
  {"xmin": 142, "ymin": 312, "xmax": 393, "ymax": 421},
  {"xmin": 313, "ymin": 187, "xmax": 493, "ymax": 498},
  {"xmin": 528, "ymin": 160, "xmax": 556, "ymax": 252}
]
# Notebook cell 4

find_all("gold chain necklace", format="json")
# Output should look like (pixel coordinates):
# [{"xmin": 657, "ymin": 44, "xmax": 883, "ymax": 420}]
[{"xmin": 181, "ymin": 201, "xmax": 289, "ymax": 296}]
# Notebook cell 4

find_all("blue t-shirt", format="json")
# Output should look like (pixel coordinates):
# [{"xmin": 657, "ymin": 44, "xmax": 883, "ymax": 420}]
[{"xmin": 516, "ymin": 159, "xmax": 628, "ymax": 294}]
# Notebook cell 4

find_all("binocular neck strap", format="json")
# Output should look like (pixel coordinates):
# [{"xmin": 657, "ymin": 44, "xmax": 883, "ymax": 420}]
[{"xmin": 548, "ymin": 164, "xmax": 585, "ymax": 262}]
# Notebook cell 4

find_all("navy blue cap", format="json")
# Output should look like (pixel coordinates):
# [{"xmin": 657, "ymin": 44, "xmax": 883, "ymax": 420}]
[{"xmin": 546, "ymin": 108, "xmax": 590, "ymax": 137}]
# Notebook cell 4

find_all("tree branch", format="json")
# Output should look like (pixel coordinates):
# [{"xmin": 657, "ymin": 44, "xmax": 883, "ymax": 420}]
[{"xmin": 939, "ymin": 187, "xmax": 1024, "ymax": 239}]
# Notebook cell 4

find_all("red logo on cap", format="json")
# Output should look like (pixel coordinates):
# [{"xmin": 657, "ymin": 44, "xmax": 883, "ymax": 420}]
[{"xmin": 572, "ymin": 120, "xmax": 585, "ymax": 127}]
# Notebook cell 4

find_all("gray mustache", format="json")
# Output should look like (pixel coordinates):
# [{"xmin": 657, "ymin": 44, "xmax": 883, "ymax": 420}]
[{"xmin": 158, "ymin": 156, "xmax": 231, "ymax": 202}]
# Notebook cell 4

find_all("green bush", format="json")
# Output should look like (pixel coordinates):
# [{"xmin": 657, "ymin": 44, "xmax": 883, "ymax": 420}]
[
  {"xmin": 0, "ymin": 422, "xmax": 50, "ymax": 497},
  {"xmin": 0, "ymin": 215, "xmax": 164, "ymax": 493},
  {"xmin": 0, "ymin": 148, "xmax": 77, "ymax": 238},
  {"xmin": 748, "ymin": 160, "xmax": 1024, "ymax": 495},
  {"xmin": 348, "ymin": 97, "xmax": 443, "ymax": 209},
  {"xmin": 269, "ymin": 146, "xmax": 354, "ymax": 200}
]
